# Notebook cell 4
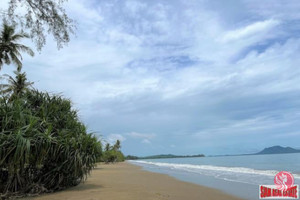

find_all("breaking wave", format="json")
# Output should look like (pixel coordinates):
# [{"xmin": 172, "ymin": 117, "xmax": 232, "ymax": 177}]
[{"xmin": 130, "ymin": 160, "xmax": 300, "ymax": 185}]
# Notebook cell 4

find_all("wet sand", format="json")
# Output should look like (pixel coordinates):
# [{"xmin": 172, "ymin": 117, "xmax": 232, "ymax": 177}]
[{"xmin": 25, "ymin": 162, "xmax": 242, "ymax": 200}]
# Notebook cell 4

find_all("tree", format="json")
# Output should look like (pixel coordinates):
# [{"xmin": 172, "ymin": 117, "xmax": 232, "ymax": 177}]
[
  {"xmin": 0, "ymin": 23, "xmax": 34, "ymax": 70},
  {"xmin": 0, "ymin": 70, "xmax": 33, "ymax": 99},
  {"xmin": 105, "ymin": 143, "xmax": 110, "ymax": 152},
  {"xmin": 113, "ymin": 139, "xmax": 121, "ymax": 151},
  {"xmin": 2, "ymin": 0, "xmax": 75, "ymax": 51},
  {"xmin": 101, "ymin": 140, "xmax": 125, "ymax": 163}
]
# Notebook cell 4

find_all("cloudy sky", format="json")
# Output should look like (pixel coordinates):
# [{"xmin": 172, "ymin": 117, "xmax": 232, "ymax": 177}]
[{"xmin": 1, "ymin": 0, "xmax": 300, "ymax": 156}]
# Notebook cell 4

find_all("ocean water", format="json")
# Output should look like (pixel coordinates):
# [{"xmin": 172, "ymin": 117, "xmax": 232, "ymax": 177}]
[{"xmin": 129, "ymin": 153, "xmax": 300, "ymax": 200}]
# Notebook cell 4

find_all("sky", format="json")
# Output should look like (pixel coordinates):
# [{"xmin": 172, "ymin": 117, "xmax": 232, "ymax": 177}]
[{"xmin": 1, "ymin": 0, "xmax": 300, "ymax": 156}]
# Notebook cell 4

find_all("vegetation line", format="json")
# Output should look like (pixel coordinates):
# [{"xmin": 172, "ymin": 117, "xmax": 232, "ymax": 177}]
[{"xmin": 0, "ymin": 3, "xmax": 125, "ymax": 198}]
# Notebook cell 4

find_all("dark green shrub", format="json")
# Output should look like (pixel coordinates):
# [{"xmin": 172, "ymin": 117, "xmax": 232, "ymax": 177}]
[
  {"xmin": 101, "ymin": 140, "xmax": 125, "ymax": 163},
  {"xmin": 0, "ymin": 90, "xmax": 102, "ymax": 198}
]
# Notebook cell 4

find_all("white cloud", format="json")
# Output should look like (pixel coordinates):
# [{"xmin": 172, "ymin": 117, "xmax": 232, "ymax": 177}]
[
  {"xmin": 126, "ymin": 132, "xmax": 156, "ymax": 144},
  {"xmin": 127, "ymin": 132, "xmax": 156, "ymax": 140},
  {"xmin": 1, "ymin": 0, "xmax": 299, "ymax": 155},
  {"xmin": 106, "ymin": 134, "xmax": 126, "ymax": 145},
  {"xmin": 142, "ymin": 139, "xmax": 151, "ymax": 144},
  {"xmin": 221, "ymin": 19, "xmax": 280, "ymax": 42}
]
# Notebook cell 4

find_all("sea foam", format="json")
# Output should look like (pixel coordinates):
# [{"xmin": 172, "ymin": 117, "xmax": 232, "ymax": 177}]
[{"xmin": 130, "ymin": 160, "xmax": 300, "ymax": 185}]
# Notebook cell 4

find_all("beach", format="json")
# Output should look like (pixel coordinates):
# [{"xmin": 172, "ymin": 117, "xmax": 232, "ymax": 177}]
[{"xmin": 25, "ymin": 162, "xmax": 242, "ymax": 200}]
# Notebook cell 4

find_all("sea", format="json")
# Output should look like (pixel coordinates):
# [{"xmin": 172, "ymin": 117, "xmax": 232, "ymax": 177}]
[{"xmin": 129, "ymin": 153, "xmax": 300, "ymax": 200}]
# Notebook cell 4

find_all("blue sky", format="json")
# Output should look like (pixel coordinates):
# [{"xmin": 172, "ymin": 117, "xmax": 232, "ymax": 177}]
[{"xmin": 1, "ymin": 0, "xmax": 300, "ymax": 156}]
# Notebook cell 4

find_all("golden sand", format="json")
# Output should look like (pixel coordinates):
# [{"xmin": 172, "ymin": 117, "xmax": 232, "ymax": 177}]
[{"xmin": 25, "ymin": 162, "xmax": 242, "ymax": 200}]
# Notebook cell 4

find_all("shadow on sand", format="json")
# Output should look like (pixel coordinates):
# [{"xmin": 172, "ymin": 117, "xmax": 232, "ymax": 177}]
[{"xmin": 68, "ymin": 183, "xmax": 102, "ymax": 192}]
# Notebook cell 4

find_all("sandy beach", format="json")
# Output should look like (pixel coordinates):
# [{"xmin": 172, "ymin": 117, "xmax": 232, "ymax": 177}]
[{"xmin": 25, "ymin": 162, "xmax": 242, "ymax": 200}]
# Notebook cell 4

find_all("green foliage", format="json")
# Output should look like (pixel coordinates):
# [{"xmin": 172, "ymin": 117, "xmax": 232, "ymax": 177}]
[
  {"xmin": 125, "ymin": 155, "xmax": 139, "ymax": 160},
  {"xmin": 0, "ymin": 23, "xmax": 34, "ymax": 70},
  {"xmin": 101, "ymin": 140, "xmax": 125, "ymax": 163},
  {"xmin": 105, "ymin": 143, "xmax": 110, "ymax": 152},
  {"xmin": 102, "ymin": 150, "xmax": 125, "ymax": 163},
  {"xmin": 0, "ymin": 70, "xmax": 33, "ymax": 100},
  {"xmin": 0, "ymin": 89, "xmax": 102, "ymax": 198},
  {"xmin": 113, "ymin": 139, "xmax": 121, "ymax": 150}
]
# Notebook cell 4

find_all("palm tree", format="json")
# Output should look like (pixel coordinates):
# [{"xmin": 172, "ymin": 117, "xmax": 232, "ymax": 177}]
[
  {"xmin": 0, "ymin": 23, "xmax": 34, "ymax": 71},
  {"xmin": 113, "ymin": 140, "xmax": 121, "ymax": 151},
  {"xmin": 0, "ymin": 70, "xmax": 33, "ymax": 99},
  {"xmin": 105, "ymin": 143, "xmax": 111, "ymax": 152}
]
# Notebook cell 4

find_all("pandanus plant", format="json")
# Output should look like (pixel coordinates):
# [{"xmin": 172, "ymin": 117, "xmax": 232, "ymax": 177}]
[{"xmin": 0, "ymin": 90, "xmax": 102, "ymax": 197}]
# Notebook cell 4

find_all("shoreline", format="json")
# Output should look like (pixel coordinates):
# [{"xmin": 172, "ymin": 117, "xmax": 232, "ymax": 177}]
[{"xmin": 25, "ymin": 162, "xmax": 242, "ymax": 200}]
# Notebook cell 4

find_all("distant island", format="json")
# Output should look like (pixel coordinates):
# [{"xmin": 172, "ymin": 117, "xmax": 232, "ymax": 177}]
[
  {"xmin": 126, "ymin": 154, "xmax": 205, "ymax": 160},
  {"xmin": 256, "ymin": 145, "xmax": 300, "ymax": 155},
  {"xmin": 127, "ymin": 146, "xmax": 300, "ymax": 160},
  {"xmin": 210, "ymin": 145, "xmax": 300, "ymax": 157}
]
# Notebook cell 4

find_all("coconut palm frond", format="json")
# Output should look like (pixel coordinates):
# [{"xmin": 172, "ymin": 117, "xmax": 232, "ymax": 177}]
[
  {"xmin": 11, "ymin": 32, "xmax": 30, "ymax": 41},
  {"xmin": 0, "ymin": 23, "xmax": 34, "ymax": 71},
  {"xmin": 9, "ymin": 52, "xmax": 22, "ymax": 71},
  {"xmin": 16, "ymin": 44, "xmax": 34, "ymax": 57},
  {"xmin": 0, "ymin": 70, "xmax": 34, "ymax": 99}
]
